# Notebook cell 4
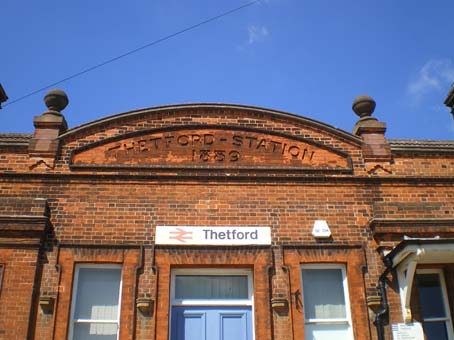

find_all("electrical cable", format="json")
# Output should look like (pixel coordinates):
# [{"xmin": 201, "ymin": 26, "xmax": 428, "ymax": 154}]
[{"xmin": 3, "ymin": 0, "xmax": 261, "ymax": 108}]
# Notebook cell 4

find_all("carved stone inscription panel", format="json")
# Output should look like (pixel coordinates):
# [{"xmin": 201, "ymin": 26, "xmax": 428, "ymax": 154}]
[{"xmin": 71, "ymin": 127, "xmax": 350, "ymax": 170}]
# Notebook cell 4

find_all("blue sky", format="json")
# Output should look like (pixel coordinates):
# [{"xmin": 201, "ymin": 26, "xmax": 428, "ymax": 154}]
[{"xmin": 2, "ymin": 0, "xmax": 454, "ymax": 139}]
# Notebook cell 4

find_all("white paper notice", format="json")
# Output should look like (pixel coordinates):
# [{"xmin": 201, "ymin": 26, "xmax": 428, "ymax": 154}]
[{"xmin": 392, "ymin": 323, "xmax": 424, "ymax": 340}]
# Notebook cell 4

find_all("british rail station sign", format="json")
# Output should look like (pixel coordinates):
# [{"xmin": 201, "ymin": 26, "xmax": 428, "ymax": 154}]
[{"xmin": 156, "ymin": 226, "xmax": 271, "ymax": 246}]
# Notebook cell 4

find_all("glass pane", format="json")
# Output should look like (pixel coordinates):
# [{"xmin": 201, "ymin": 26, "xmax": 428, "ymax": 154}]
[
  {"xmin": 416, "ymin": 274, "xmax": 446, "ymax": 319},
  {"xmin": 74, "ymin": 268, "xmax": 121, "ymax": 320},
  {"xmin": 304, "ymin": 323, "xmax": 351, "ymax": 340},
  {"xmin": 73, "ymin": 323, "xmax": 118, "ymax": 340},
  {"xmin": 175, "ymin": 275, "xmax": 248, "ymax": 300},
  {"xmin": 302, "ymin": 268, "xmax": 346, "ymax": 320},
  {"xmin": 423, "ymin": 321, "xmax": 449, "ymax": 340}
]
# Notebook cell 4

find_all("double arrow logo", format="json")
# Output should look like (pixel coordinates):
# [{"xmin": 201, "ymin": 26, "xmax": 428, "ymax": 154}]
[{"xmin": 169, "ymin": 228, "xmax": 193, "ymax": 243}]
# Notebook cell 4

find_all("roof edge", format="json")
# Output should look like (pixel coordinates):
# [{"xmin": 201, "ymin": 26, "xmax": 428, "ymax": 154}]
[
  {"xmin": 389, "ymin": 139, "xmax": 454, "ymax": 153},
  {"xmin": 0, "ymin": 133, "xmax": 33, "ymax": 146}
]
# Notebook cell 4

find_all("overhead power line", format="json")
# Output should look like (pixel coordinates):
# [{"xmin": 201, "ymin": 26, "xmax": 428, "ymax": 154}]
[{"xmin": 3, "ymin": 0, "xmax": 261, "ymax": 108}]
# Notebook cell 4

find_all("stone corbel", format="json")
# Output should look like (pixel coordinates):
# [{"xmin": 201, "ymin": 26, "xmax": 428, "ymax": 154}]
[
  {"xmin": 136, "ymin": 295, "xmax": 154, "ymax": 315},
  {"xmin": 271, "ymin": 297, "xmax": 289, "ymax": 312},
  {"xmin": 39, "ymin": 294, "xmax": 55, "ymax": 314}
]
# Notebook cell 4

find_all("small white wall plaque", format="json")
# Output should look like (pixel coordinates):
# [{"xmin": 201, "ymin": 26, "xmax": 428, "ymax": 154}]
[
  {"xmin": 156, "ymin": 226, "xmax": 271, "ymax": 246},
  {"xmin": 312, "ymin": 220, "xmax": 331, "ymax": 238},
  {"xmin": 392, "ymin": 323, "xmax": 424, "ymax": 340}
]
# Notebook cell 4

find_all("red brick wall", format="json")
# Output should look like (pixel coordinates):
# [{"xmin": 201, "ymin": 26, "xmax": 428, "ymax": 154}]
[
  {"xmin": 1, "ymin": 104, "xmax": 454, "ymax": 339},
  {"xmin": 0, "ymin": 248, "xmax": 41, "ymax": 340}
]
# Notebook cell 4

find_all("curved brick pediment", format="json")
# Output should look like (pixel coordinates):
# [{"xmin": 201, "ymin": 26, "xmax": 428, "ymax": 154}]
[{"xmin": 59, "ymin": 104, "xmax": 360, "ymax": 173}]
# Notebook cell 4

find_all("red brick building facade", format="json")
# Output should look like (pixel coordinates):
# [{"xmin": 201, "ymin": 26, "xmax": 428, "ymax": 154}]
[{"xmin": 1, "ymin": 90, "xmax": 454, "ymax": 340}]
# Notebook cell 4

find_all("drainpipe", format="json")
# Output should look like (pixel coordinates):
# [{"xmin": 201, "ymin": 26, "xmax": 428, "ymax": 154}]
[
  {"xmin": 132, "ymin": 245, "xmax": 144, "ymax": 340},
  {"xmin": 375, "ymin": 257, "xmax": 393, "ymax": 340},
  {"xmin": 52, "ymin": 243, "xmax": 61, "ymax": 340},
  {"xmin": 151, "ymin": 246, "xmax": 159, "ymax": 340}
]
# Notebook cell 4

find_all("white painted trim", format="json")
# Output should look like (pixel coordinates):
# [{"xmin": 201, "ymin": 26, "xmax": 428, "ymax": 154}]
[
  {"xmin": 72, "ymin": 319, "xmax": 119, "ymax": 323},
  {"xmin": 68, "ymin": 264, "xmax": 123, "ymax": 340},
  {"xmin": 392, "ymin": 243, "xmax": 454, "ymax": 268},
  {"xmin": 304, "ymin": 318, "xmax": 350, "ymax": 323},
  {"xmin": 396, "ymin": 254, "xmax": 418, "ymax": 321},
  {"xmin": 416, "ymin": 269, "xmax": 454, "ymax": 339},
  {"xmin": 301, "ymin": 263, "xmax": 354, "ymax": 339}
]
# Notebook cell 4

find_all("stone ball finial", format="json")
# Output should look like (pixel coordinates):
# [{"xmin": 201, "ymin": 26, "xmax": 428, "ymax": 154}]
[
  {"xmin": 44, "ymin": 89, "xmax": 68, "ymax": 113},
  {"xmin": 352, "ymin": 95, "xmax": 376, "ymax": 118}
]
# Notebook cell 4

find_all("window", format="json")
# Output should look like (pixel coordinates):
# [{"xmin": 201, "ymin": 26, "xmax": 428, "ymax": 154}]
[
  {"xmin": 301, "ymin": 264, "xmax": 354, "ymax": 340},
  {"xmin": 69, "ymin": 264, "xmax": 122, "ymax": 340},
  {"xmin": 171, "ymin": 268, "xmax": 253, "ymax": 306},
  {"xmin": 415, "ymin": 269, "xmax": 454, "ymax": 340}
]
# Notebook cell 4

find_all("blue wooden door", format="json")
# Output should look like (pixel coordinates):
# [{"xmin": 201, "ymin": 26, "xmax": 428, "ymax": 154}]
[{"xmin": 170, "ymin": 306, "xmax": 252, "ymax": 340}]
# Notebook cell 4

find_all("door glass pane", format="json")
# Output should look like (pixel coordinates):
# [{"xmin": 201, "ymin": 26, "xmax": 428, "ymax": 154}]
[
  {"xmin": 73, "ymin": 323, "xmax": 118, "ymax": 340},
  {"xmin": 304, "ymin": 323, "xmax": 351, "ymax": 340},
  {"xmin": 302, "ymin": 269, "xmax": 346, "ymax": 319},
  {"xmin": 416, "ymin": 274, "xmax": 446, "ymax": 319},
  {"xmin": 175, "ymin": 275, "xmax": 248, "ymax": 300},
  {"xmin": 423, "ymin": 321, "xmax": 449, "ymax": 340},
  {"xmin": 74, "ymin": 268, "xmax": 121, "ymax": 320}
]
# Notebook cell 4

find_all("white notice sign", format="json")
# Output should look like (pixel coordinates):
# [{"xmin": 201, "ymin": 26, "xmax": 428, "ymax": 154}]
[
  {"xmin": 392, "ymin": 323, "xmax": 424, "ymax": 340},
  {"xmin": 156, "ymin": 226, "xmax": 271, "ymax": 246}
]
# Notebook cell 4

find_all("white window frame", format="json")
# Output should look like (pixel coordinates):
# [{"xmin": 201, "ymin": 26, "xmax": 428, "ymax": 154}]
[
  {"xmin": 416, "ymin": 269, "xmax": 454, "ymax": 339},
  {"xmin": 301, "ymin": 263, "xmax": 354, "ymax": 338},
  {"xmin": 170, "ymin": 268, "xmax": 253, "ymax": 306},
  {"xmin": 68, "ymin": 263, "xmax": 123, "ymax": 340}
]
